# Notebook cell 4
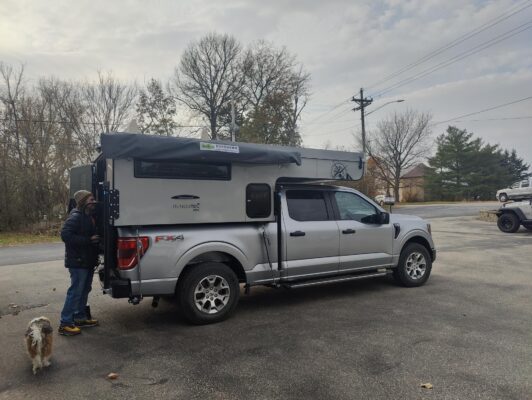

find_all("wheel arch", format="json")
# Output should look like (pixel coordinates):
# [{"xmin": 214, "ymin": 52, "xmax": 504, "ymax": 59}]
[
  {"xmin": 176, "ymin": 244, "xmax": 248, "ymax": 286},
  {"xmin": 497, "ymin": 208, "xmax": 525, "ymax": 221},
  {"xmin": 402, "ymin": 236, "xmax": 435, "ymax": 262}
]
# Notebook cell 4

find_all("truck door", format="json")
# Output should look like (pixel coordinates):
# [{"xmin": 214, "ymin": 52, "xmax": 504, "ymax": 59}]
[
  {"xmin": 283, "ymin": 189, "xmax": 339, "ymax": 279},
  {"xmin": 332, "ymin": 191, "xmax": 393, "ymax": 271},
  {"xmin": 517, "ymin": 179, "xmax": 531, "ymax": 198}
]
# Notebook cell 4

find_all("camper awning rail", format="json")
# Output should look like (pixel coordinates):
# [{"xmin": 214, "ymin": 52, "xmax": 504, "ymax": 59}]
[{"xmin": 101, "ymin": 133, "xmax": 302, "ymax": 165}]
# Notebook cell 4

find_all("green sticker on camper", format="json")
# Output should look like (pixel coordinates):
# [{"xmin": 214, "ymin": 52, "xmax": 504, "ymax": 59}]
[{"xmin": 200, "ymin": 142, "xmax": 239, "ymax": 154}]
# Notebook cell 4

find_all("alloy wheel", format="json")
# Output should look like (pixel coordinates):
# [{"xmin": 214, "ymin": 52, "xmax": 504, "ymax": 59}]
[
  {"xmin": 405, "ymin": 252, "xmax": 427, "ymax": 280},
  {"xmin": 194, "ymin": 275, "xmax": 231, "ymax": 314}
]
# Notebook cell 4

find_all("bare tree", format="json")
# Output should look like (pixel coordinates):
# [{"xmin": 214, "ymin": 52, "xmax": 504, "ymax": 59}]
[
  {"xmin": 171, "ymin": 33, "xmax": 248, "ymax": 139},
  {"xmin": 362, "ymin": 110, "xmax": 432, "ymax": 200},
  {"xmin": 136, "ymin": 78, "xmax": 177, "ymax": 136},
  {"xmin": 243, "ymin": 41, "xmax": 294, "ymax": 109},
  {"xmin": 241, "ymin": 41, "xmax": 310, "ymax": 145},
  {"xmin": 60, "ymin": 71, "xmax": 137, "ymax": 162},
  {"xmin": 286, "ymin": 65, "xmax": 310, "ymax": 145}
]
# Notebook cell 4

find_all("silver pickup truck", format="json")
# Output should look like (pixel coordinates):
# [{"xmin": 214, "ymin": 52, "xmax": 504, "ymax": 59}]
[
  {"xmin": 110, "ymin": 184, "xmax": 435, "ymax": 324},
  {"xmin": 74, "ymin": 133, "xmax": 436, "ymax": 325}
]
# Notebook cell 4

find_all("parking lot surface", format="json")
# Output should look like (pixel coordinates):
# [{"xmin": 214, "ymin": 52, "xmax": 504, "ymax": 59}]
[{"xmin": 0, "ymin": 216, "xmax": 531, "ymax": 400}]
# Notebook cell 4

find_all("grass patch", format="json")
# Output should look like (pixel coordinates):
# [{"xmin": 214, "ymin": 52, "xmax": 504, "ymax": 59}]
[{"xmin": 0, "ymin": 232, "xmax": 61, "ymax": 247}]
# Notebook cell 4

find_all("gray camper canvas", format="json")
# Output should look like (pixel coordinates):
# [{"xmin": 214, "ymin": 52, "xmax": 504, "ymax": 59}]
[{"xmin": 98, "ymin": 133, "xmax": 364, "ymax": 226}]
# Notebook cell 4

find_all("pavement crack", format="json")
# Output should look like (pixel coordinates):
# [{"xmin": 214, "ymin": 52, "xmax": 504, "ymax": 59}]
[{"xmin": 0, "ymin": 302, "xmax": 48, "ymax": 317}]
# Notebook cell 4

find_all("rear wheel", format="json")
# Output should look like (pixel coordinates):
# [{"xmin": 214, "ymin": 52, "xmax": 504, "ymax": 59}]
[
  {"xmin": 177, "ymin": 262, "xmax": 240, "ymax": 325},
  {"xmin": 497, "ymin": 213, "xmax": 520, "ymax": 233},
  {"xmin": 393, "ymin": 243, "xmax": 432, "ymax": 287}
]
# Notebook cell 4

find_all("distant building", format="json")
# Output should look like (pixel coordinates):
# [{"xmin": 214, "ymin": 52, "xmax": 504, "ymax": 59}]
[{"xmin": 399, "ymin": 163, "xmax": 430, "ymax": 202}]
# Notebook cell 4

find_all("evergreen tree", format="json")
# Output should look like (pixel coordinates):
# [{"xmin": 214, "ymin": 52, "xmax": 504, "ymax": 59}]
[
  {"xmin": 427, "ymin": 126, "xmax": 530, "ymax": 200},
  {"xmin": 501, "ymin": 149, "xmax": 530, "ymax": 181},
  {"xmin": 427, "ymin": 126, "xmax": 480, "ymax": 200}
]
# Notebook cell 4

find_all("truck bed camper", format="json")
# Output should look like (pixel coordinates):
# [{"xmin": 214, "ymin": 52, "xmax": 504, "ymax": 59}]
[{"xmin": 69, "ymin": 132, "xmax": 435, "ymax": 324}]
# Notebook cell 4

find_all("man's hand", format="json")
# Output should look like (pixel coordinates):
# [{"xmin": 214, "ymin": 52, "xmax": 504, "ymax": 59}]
[{"xmin": 90, "ymin": 235, "xmax": 100, "ymax": 244}]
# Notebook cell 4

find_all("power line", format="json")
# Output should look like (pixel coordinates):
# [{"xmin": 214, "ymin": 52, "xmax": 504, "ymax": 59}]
[
  {"xmin": 303, "ymin": 99, "xmax": 352, "ymax": 125},
  {"xmin": 433, "ymin": 95, "xmax": 532, "ymax": 125},
  {"xmin": 370, "ymin": 20, "xmax": 532, "ymax": 98},
  {"xmin": 0, "ymin": 117, "xmax": 205, "ymax": 128},
  {"xmin": 450, "ymin": 115, "xmax": 532, "ymax": 122},
  {"xmin": 366, "ymin": 0, "xmax": 532, "ymax": 92}
]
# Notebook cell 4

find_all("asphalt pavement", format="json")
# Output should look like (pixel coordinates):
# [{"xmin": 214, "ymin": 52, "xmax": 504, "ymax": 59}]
[
  {"xmin": 0, "ymin": 243, "xmax": 63, "ymax": 267},
  {"xmin": 393, "ymin": 201, "xmax": 500, "ymax": 219},
  {"xmin": 0, "ymin": 215, "xmax": 530, "ymax": 399}
]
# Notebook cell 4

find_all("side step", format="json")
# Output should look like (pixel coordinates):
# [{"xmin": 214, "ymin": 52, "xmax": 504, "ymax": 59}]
[{"xmin": 282, "ymin": 269, "xmax": 391, "ymax": 289}]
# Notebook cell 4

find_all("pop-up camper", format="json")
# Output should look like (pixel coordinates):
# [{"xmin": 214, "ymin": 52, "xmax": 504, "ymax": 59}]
[{"xmin": 70, "ymin": 132, "xmax": 435, "ymax": 325}]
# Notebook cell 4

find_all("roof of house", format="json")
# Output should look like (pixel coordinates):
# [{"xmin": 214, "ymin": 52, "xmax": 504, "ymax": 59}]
[{"xmin": 401, "ymin": 163, "xmax": 428, "ymax": 179}]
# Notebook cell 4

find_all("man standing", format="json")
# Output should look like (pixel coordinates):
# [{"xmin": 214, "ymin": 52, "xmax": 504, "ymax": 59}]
[{"xmin": 59, "ymin": 190, "xmax": 100, "ymax": 336}]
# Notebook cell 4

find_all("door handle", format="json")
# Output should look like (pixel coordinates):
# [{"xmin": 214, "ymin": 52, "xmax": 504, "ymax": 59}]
[
  {"xmin": 290, "ymin": 231, "xmax": 306, "ymax": 237},
  {"xmin": 342, "ymin": 229, "xmax": 356, "ymax": 234}
]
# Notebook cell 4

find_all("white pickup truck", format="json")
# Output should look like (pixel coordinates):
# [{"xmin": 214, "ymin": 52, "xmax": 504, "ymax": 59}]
[
  {"xmin": 496, "ymin": 178, "xmax": 532, "ymax": 202},
  {"xmin": 71, "ymin": 133, "xmax": 436, "ymax": 325}
]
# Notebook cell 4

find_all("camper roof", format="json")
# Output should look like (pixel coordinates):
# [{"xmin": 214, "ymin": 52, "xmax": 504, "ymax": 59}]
[{"xmin": 101, "ymin": 133, "xmax": 302, "ymax": 165}]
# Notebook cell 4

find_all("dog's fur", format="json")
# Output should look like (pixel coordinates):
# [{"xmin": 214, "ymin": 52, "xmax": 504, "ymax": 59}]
[{"xmin": 25, "ymin": 316, "xmax": 53, "ymax": 374}]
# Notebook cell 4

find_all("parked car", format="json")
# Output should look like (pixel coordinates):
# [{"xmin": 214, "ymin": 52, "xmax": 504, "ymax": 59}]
[
  {"xmin": 496, "ymin": 200, "xmax": 532, "ymax": 233},
  {"xmin": 496, "ymin": 178, "xmax": 532, "ymax": 202},
  {"xmin": 374, "ymin": 194, "xmax": 396, "ymax": 206}
]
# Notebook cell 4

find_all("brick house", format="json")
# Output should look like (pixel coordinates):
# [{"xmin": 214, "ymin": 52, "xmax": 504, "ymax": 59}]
[{"xmin": 399, "ymin": 163, "xmax": 430, "ymax": 202}]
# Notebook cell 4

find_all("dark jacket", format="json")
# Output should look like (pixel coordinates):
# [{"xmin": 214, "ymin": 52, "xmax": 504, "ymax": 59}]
[{"xmin": 61, "ymin": 208, "xmax": 99, "ymax": 269}]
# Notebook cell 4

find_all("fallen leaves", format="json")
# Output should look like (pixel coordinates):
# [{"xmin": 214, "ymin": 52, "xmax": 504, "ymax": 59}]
[
  {"xmin": 421, "ymin": 383, "xmax": 433, "ymax": 389},
  {"xmin": 107, "ymin": 372, "xmax": 119, "ymax": 380}
]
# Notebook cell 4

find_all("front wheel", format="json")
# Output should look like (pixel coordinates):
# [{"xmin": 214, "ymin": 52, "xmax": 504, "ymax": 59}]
[
  {"xmin": 177, "ymin": 262, "xmax": 240, "ymax": 325},
  {"xmin": 393, "ymin": 243, "xmax": 432, "ymax": 287},
  {"xmin": 497, "ymin": 213, "xmax": 520, "ymax": 233},
  {"xmin": 498, "ymin": 193, "xmax": 508, "ymax": 202}
]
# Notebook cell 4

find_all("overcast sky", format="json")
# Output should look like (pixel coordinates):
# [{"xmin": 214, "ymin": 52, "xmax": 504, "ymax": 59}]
[{"xmin": 1, "ymin": 0, "xmax": 531, "ymax": 165}]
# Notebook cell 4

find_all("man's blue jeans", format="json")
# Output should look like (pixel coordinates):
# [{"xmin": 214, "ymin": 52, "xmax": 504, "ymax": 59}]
[{"xmin": 60, "ymin": 268, "xmax": 94, "ymax": 326}]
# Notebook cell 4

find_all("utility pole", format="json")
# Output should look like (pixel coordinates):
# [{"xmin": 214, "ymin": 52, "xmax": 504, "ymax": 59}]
[
  {"xmin": 352, "ymin": 88, "xmax": 373, "ymax": 155},
  {"xmin": 230, "ymin": 99, "xmax": 236, "ymax": 142}
]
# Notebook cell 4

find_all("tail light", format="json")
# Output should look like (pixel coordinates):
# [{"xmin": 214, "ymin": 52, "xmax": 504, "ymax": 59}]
[{"xmin": 117, "ymin": 237, "xmax": 149, "ymax": 270}]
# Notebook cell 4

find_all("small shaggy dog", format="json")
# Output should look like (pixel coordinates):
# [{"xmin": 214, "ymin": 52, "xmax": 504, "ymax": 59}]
[{"xmin": 25, "ymin": 316, "xmax": 53, "ymax": 374}]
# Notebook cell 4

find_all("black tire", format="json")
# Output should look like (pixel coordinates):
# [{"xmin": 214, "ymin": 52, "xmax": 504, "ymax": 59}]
[
  {"xmin": 497, "ymin": 213, "xmax": 520, "ymax": 233},
  {"xmin": 393, "ymin": 243, "xmax": 432, "ymax": 287},
  {"xmin": 177, "ymin": 262, "xmax": 240, "ymax": 325},
  {"xmin": 498, "ymin": 193, "xmax": 508, "ymax": 202}
]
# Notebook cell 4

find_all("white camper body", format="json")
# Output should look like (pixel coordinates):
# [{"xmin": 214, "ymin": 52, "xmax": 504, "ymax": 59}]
[{"xmin": 100, "ymin": 134, "xmax": 364, "ymax": 226}]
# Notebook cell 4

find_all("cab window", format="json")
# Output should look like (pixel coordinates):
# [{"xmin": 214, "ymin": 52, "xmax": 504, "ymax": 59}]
[
  {"xmin": 286, "ymin": 190, "xmax": 330, "ymax": 221},
  {"xmin": 334, "ymin": 192, "xmax": 378, "ymax": 224}
]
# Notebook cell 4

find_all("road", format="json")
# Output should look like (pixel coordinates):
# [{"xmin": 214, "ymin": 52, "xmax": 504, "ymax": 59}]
[
  {"xmin": 393, "ymin": 201, "xmax": 499, "ymax": 219},
  {"xmin": 0, "ymin": 202, "xmax": 501, "ymax": 267},
  {"xmin": 0, "ymin": 216, "xmax": 530, "ymax": 399},
  {"xmin": 0, "ymin": 243, "xmax": 63, "ymax": 267}
]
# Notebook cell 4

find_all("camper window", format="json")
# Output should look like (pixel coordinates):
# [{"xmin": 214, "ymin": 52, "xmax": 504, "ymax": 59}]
[
  {"xmin": 134, "ymin": 159, "xmax": 231, "ymax": 180},
  {"xmin": 246, "ymin": 184, "xmax": 271, "ymax": 218}
]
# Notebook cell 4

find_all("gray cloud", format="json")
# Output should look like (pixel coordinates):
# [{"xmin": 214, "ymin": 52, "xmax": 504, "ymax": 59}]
[{"xmin": 0, "ymin": 0, "xmax": 531, "ymax": 163}]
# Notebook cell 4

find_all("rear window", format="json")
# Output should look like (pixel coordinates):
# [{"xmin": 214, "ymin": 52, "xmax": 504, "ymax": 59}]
[
  {"xmin": 286, "ymin": 190, "xmax": 329, "ymax": 221},
  {"xmin": 134, "ymin": 159, "xmax": 230, "ymax": 180}
]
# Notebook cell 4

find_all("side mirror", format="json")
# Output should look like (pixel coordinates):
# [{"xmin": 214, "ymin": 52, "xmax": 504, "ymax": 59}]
[{"xmin": 378, "ymin": 211, "xmax": 390, "ymax": 224}]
